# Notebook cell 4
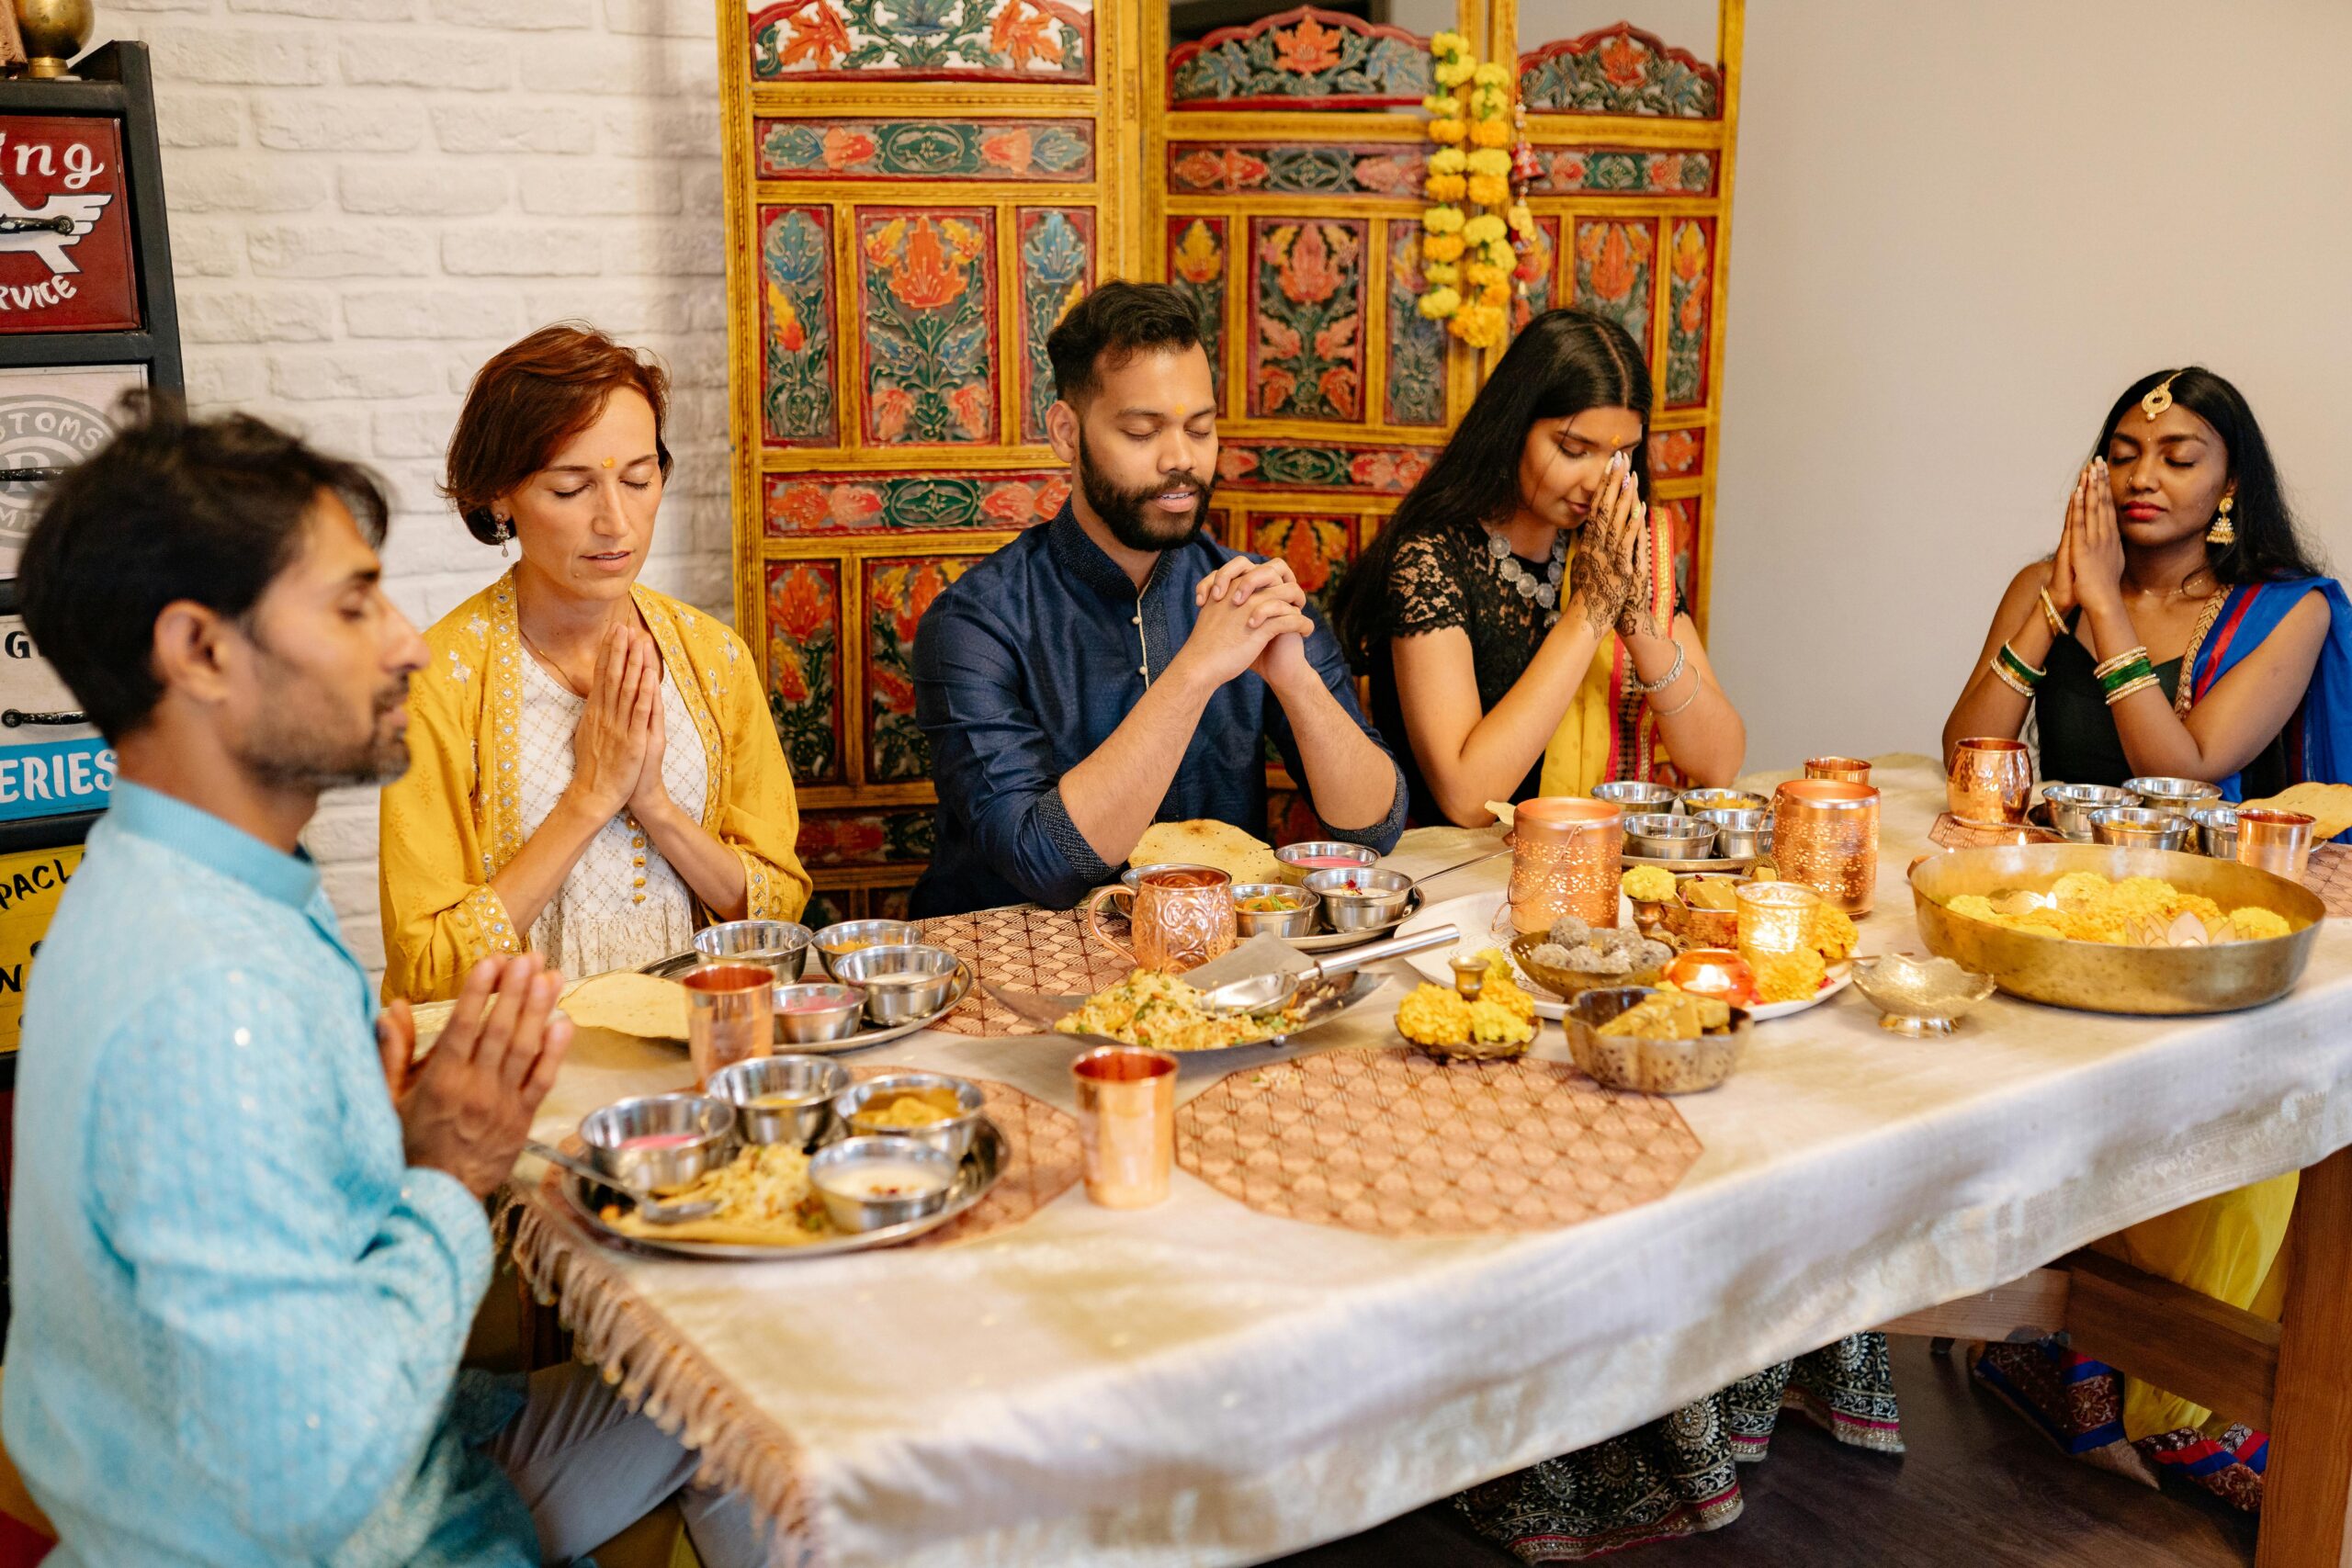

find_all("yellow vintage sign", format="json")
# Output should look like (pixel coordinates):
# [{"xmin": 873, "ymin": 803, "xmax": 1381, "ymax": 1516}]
[{"xmin": 0, "ymin": 841, "xmax": 81, "ymax": 1054}]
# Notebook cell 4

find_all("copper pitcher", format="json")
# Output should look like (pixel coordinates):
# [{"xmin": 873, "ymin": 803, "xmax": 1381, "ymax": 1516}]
[{"xmin": 1081, "ymin": 863, "xmax": 1236, "ymax": 972}]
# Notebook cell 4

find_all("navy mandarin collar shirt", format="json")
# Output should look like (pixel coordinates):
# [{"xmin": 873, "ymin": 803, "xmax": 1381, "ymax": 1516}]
[{"xmin": 910, "ymin": 502, "xmax": 1406, "ymax": 917}]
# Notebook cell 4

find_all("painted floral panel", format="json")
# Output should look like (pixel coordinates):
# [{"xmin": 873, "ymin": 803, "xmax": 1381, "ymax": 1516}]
[
  {"xmin": 1654, "ymin": 496, "xmax": 1700, "ymax": 607},
  {"xmin": 750, "ymin": 0, "xmax": 1091, "ymax": 81},
  {"xmin": 1017, "ymin": 209, "xmax": 1094, "ymax": 442},
  {"xmin": 1216, "ymin": 440, "xmax": 1433, "ymax": 493},
  {"xmin": 765, "ymin": 470, "xmax": 1069, "ymax": 535},
  {"xmin": 1249, "ymin": 219, "xmax": 1365, "ymax": 422},
  {"xmin": 1665, "ymin": 218, "xmax": 1714, "ymax": 407},
  {"xmin": 1249, "ymin": 515, "xmax": 1353, "ymax": 623},
  {"xmin": 1519, "ymin": 22, "xmax": 1720, "ymax": 117},
  {"xmin": 866, "ymin": 557, "xmax": 978, "ymax": 782},
  {"xmin": 1169, "ymin": 9, "xmax": 1429, "ymax": 107},
  {"xmin": 856, "ymin": 208, "xmax": 998, "ymax": 446},
  {"xmin": 1167, "ymin": 217, "xmax": 1227, "ymax": 400},
  {"xmin": 1571, "ymin": 218, "xmax": 1656, "ymax": 367},
  {"xmin": 765, "ymin": 559, "xmax": 842, "ymax": 785},
  {"xmin": 1531, "ymin": 148, "xmax": 1715, "ymax": 195},
  {"xmin": 1383, "ymin": 222, "xmax": 1443, "ymax": 427},
  {"xmin": 757, "ymin": 118, "xmax": 1092, "ymax": 181},
  {"xmin": 1510, "ymin": 213, "xmax": 1559, "ymax": 333},
  {"xmin": 796, "ymin": 810, "xmax": 936, "ymax": 867},
  {"xmin": 759, "ymin": 206, "xmax": 834, "ymax": 447},
  {"xmin": 1168, "ymin": 143, "xmax": 1427, "ymax": 197},
  {"xmin": 1649, "ymin": 426, "xmax": 1703, "ymax": 478}
]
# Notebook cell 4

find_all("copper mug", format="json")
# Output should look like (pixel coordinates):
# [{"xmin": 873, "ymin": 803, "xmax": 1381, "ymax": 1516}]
[
  {"xmin": 1509, "ymin": 796, "xmax": 1623, "ymax": 933},
  {"xmin": 1081, "ymin": 863, "xmax": 1237, "ymax": 972},
  {"xmin": 2236, "ymin": 809, "xmax": 2315, "ymax": 881},
  {"xmin": 1804, "ymin": 756, "xmax": 1872, "ymax": 785},
  {"xmin": 1948, "ymin": 737, "xmax": 2033, "ymax": 825}
]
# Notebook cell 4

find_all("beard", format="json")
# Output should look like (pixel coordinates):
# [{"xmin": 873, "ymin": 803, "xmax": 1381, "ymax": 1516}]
[
  {"xmin": 1077, "ymin": 434, "xmax": 1216, "ymax": 553},
  {"xmin": 236, "ymin": 657, "xmax": 414, "ymax": 793}
]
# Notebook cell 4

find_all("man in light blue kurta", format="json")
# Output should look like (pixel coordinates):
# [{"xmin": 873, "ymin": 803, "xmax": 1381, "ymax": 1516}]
[{"xmin": 2, "ymin": 406, "xmax": 763, "ymax": 1565}]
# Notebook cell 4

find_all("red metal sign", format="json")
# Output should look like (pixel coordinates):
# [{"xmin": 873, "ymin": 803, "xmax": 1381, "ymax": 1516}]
[{"xmin": 0, "ymin": 116, "xmax": 140, "ymax": 334}]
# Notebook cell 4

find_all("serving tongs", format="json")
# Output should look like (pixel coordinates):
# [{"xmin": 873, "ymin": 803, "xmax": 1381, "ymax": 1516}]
[
  {"xmin": 1197, "ymin": 922, "xmax": 1462, "ymax": 1016},
  {"xmin": 524, "ymin": 1139, "xmax": 720, "ymax": 1225}
]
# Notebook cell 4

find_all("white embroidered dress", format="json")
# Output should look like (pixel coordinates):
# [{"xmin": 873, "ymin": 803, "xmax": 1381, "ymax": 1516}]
[{"xmin": 512, "ymin": 651, "xmax": 708, "ymax": 979}]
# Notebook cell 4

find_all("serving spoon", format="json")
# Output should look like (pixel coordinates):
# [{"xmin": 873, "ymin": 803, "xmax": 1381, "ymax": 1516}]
[
  {"xmin": 1198, "ymin": 923, "xmax": 1462, "ymax": 1016},
  {"xmin": 523, "ymin": 1139, "xmax": 721, "ymax": 1225}
]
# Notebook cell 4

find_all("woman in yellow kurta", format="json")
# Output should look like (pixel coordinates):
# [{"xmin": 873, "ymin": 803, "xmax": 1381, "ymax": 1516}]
[{"xmin": 380, "ymin": 326, "xmax": 809, "ymax": 1002}]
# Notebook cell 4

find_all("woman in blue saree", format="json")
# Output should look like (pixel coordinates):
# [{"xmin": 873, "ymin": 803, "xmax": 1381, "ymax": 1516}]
[{"xmin": 1941, "ymin": 365, "xmax": 2351, "ymax": 1511}]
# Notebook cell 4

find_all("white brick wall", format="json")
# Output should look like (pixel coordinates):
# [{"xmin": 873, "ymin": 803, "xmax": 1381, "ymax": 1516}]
[{"xmin": 93, "ymin": 0, "xmax": 734, "ymax": 976}]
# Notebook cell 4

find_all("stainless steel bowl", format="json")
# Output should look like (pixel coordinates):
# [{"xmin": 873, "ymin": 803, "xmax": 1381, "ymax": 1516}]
[
  {"xmin": 1274, "ymin": 840, "xmax": 1377, "ymax": 881},
  {"xmin": 1563, "ymin": 987, "xmax": 1750, "ymax": 1094},
  {"xmin": 2191, "ymin": 804, "xmax": 2242, "ymax": 859},
  {"xmin": 2090, "ymin": 807, "xmax": 2193, "ymax": 852},
  {"xmin": 2041, "ymin": 783, "xmax": 2136, "ymax": 840},
  {"xmin": 1302, "ymin": 864, "xmax": 1413, "ymax": 930},
  {"xmin": 1679, "ymin": 787, "xmax": 1770, "ymax": 816},
  {"xmin": 1624, "ymin": 811, "xmax": 1719, "ymax": 860},
  {"xmin": 768, "ymin": 981, "xmax": 866, "ymax": 1043},
  {"xmin": 827, "ymin": 942, "xmax": 961, "ymax": 1025},
  {"xmin": 808, "ymin": 1136, "xmax": 958, "ymax": 1233},
  {"xmin": 811, "ymin": 919, "xmax": 921, "ymax": 976},
  {"xmin": 707, "ymin": 1054, "xmax": 849, "ymax": 1146},
  {"xmin": 1230, "ymin": 881, "xmax": 1319, "ymax": 939},
  {"xmin": 1592, "ymin": 780, "xmax": 1681, "ymax": 814},
  {"xmin": 2126, "ymin": 775, "xmax": 2225, "ymax": 813},
  {"xmin": 832, "ymin": 1071, "xmax": 987, "ymax": 1159},
  {"xmin": 1695, "ymin": 807, "xmax": 1770, "ymax": 859},
  {"xmin": 578, "ymin": 1093, "xmax": 735, "ymax": 1195},
  {"xmin": 693, "ymin": 919, "xmax": 812, "ymax": 981}
]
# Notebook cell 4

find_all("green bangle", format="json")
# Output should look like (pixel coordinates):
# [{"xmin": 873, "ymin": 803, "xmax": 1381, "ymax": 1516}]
[
  {"xmin": 1996, "ymin": 643, "xmax": 2046, "ymax": 689},
  {"xmin": 2098, "ymin": 655, "xmax": 2155, "ymax": 695}
]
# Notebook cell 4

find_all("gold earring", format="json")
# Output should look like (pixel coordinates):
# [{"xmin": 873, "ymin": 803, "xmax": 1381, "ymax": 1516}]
[{"xmin": 2208, "ymin": 495, "xmax": 2235, "ymax": 547}]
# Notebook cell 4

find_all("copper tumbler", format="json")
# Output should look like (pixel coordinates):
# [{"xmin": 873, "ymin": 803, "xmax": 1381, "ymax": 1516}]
[
  {"xmin": 1509, "ymin": 796, "xmax": 1623, "ymax": 933},
  {"xmin": 683, "ymin": 961, "xmax": 775, "ymax": 1086},
  {"xmin": 1772, "ymin": 779, "xmax": 1880, "ymax": 916},
  {"xmin": 1071, "ymin": 1045, "xmax": 1177, "ymax": 1208},
  {"xmin": 1948, "ymin": 737, "xmax": 2033, "ymax": 825},
  {"xmin": 2237, "ymin": 809, "xmax": 2315, "ymax": 881},
  {"xmin": 1804, "ymin": 756, "xmax": 1872, "ymax": 785}
]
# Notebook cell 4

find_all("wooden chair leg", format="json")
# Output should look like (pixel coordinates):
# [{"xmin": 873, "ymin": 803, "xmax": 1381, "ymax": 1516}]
[{"xmin": 2256, "ymin": 1144, "xmax": 2352, "ymax": 1568}]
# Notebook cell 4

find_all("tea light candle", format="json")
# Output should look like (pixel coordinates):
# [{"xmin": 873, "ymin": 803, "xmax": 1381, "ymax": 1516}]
[{"xmin": 1736, "ymin": 880, "xmax": 1820, "ymax": 957}]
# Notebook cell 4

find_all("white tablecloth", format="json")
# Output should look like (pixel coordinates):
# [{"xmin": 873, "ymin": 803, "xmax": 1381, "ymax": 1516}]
[{"xmin": 515, "ymin": 756, "xmax": 2352, "ymax": 1568}]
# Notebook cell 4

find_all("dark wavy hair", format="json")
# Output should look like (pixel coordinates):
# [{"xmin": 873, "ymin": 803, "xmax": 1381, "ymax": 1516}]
[
  {"xmin": 1331, "ymin": 307, "xmax": 1653, "ymax": 668},
  {"xmin": 2095, "ymin": 367, "xmax": 2324, "ymax": 584}
]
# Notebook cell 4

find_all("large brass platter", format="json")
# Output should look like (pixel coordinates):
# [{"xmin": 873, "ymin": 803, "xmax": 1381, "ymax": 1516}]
[{"xmin": 1910, "ymin": 844, "xmax": 2324, "ymax": 1015}]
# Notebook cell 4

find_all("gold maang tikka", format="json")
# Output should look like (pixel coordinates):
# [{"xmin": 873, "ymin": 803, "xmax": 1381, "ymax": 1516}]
[{"xmin": 2142, "ymin": 371, "xmax": 2180, "ymax": 422}]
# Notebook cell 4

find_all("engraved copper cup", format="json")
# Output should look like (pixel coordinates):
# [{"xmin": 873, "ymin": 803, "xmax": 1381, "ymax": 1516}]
[
  {"xmin": 1508, "ymin": 796, "xmax": 1623, "ymax": 933},
  {"xmin": 1948, "ymin": 737, "xmax": 2033, "ymax": 825},
  {"xmin": 2236, "ymin": 809, "xmax": 2315, "ymax": 881},
  {"xmin": 1804, "ymin": 756, "xmax": 1872, "ymax": 785},
  {"xmin": 1080, "ymin": 863, "xmax": 1236, "ymax": 972},
  {"xmin": 1771, "ymin": 779, "xmax": 1880, "ymax": 916}
]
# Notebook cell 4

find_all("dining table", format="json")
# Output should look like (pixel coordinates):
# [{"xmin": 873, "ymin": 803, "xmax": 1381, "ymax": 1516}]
[{"xmin": 507, "ymin": 754, "xmax": 2352, "ymax": 1568}]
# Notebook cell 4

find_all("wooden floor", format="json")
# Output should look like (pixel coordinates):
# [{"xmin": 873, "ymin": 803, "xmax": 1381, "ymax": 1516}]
[{"xmin": 1274, "ymin": 1337, "xmax": 2260, "ymax": 1568}]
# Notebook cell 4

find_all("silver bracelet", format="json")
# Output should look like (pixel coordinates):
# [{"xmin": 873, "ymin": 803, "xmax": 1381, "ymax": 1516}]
[
  {"xmin": 1627, "ymin": 640, "xmax": 1686, "ymax": 695},
  {"xmin": 1651, "ymin": 666, "xmax": 1703, "ymax": 718}
]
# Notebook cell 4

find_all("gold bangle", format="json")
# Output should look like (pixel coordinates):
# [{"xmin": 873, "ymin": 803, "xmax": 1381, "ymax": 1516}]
[
  {"xmin": 2093, "ymin": 645, "xmax": 2151, "ymax": 680},
  {"xmin": 2103, "ymin": 673, "xmax": 2163, "ymax": 706},
  {"xmin": 1989, "ymin": 657, "xmax": 2036, "ymax": 698},
  {"xmin": 2039, "ymin": 589, "xmax": 2068, "ymax": 638}
]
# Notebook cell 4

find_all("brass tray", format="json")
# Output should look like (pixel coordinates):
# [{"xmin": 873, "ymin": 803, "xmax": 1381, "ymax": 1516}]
[{"xmin": 1910, "ymin": 844, "xmax": 2324, "ymax": 1015}]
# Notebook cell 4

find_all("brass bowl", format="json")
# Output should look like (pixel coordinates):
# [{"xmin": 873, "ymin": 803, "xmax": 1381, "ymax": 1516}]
[
  {"xmin": 1563, "ymin": 987, "xmax": 1751, "ymax": 1094},
  {"xmin": 1909, "ymin": 844, "xmax": 2324, "ymax": 1015},
  {"xmin": 1510, "ymin": 932, "xmax": 1666, "ymax": 1001},
  {"xmin": 1849, "ymin": 953, "xmax": 1997, "ymax": 1035}
]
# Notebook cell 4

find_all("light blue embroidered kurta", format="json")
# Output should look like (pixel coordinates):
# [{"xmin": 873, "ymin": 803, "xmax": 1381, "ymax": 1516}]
[{"xmin": 3, "ymin": 783, "xmax": 537, "ymax": 1566}]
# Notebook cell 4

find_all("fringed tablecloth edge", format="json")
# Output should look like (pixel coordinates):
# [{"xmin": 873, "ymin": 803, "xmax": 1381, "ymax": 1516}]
[{"xmin": 493, "ymin": 1184, "xmax": 828, "ymax": 1562}]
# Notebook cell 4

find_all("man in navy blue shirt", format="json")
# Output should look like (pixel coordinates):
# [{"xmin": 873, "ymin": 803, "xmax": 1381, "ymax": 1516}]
[{"xmin": 910, "ymin": 283, "xmax": 1406, "ymax": 917}]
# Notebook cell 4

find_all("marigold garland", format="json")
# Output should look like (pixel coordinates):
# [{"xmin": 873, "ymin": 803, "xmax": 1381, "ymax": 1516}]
[{"xmin": 1418, "ymin": 37, "xmax": 1517, "ymax": 348}]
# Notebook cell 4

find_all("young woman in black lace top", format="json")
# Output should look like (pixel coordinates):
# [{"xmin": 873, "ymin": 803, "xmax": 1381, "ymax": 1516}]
[{"xmin": 1332, "ymin": 308, "xmax": 1745, "ymax": 826}]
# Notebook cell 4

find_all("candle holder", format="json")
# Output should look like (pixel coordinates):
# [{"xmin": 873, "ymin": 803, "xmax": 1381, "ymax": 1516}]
[
  {"xmin": 1735, "ymin": 880, "xmax": 1819, "ymax": 957},
  {"xmin": 1804, "ymin": 756, "xmax": 1872, "ymax": 785},
  {"xmin": 1508, "ymin": 796, "xmax": 1623, "ymax": 933},
  {"xmin": 1948, "ymin": 737, "xmax": 2032, "ymax": 825},
  {"xmin": 1772, "ymin": 779, "xmax": 1880, "ymax": 916}
]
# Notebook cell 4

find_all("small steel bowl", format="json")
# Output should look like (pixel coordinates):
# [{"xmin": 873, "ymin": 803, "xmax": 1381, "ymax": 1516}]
[
  {"xmin": 768, "ymin": 981, "xmax": 867, "ymax": 1044},
  {"xmin": 707, "ymin": 1054, "xmax": 849, "ymax": 1146},
  {"xmin": 1564, "ymin": 986, "xmax": 1750, "ymax": 1094},
  {"xmin": 1624, "ymin": 811, "xmax": 1719, "ymax": 860},
  {"xmin": 827, "ymin": 943, "xmax": 961, "ymax": 1026},
  {"xmin": 1303, "ymin": 864, "xmax": 1413, "ymax": 931},
  {"xmin": 1696, "ymin": 807, "xmax": 1770, "ymax": 859},
  {"xmin": 1679, "ymin": 787, "xmax": 1770, "ymax": 816},
  {"xmin": 2126, "ymin": 775, "xmax": 2225, "ymax": 814},
  {"xmin": 1230, "ymin": 881, "xmax": 1319, "ymax": 939},
  {"xmin": 832, "ymin": 1071, "xmax": 987, "ymax": 1159},
  {"xmin": 2191, "ymin": 805, "xmax": 2242, "ymax": 859},
  {"xmin": 1275, "ymin": 840, "xmax": 1378, "ymax": 881},
  {"xmin": 578, "ymin": 1093, "xmax": 735, "ymax": 1195},
  {"xmin": 1592, "ymin": 780, "xmax": 1681, "ymax": 814},
  {"xmin": 693, "ymin": 919, "xmax": 813, "ymax": 981},
  {"xmin": 2041, "ymin": 783, "xmax": 2136, "ymax": 840},
  {"xmin": 2090, "ymin": 807, "xmax": 2194, "ymax": 852},
  {"xmin": 811, "ymin": 919, "xmax": 921, "ymax": 976},
  {"xmin": 808, "ymin": 1136, "xmax": 958, "ymax": 1233}
]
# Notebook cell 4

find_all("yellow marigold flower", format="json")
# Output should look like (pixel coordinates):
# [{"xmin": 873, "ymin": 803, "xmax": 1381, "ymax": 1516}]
[
  {"xmin": 1472, "ymin": 61, "xmax": 1509, "ymax": 85},
  {"xmin": 1429, "ymin": 146, "xmax": 1468, "ymax": 175},
  {"xmin": 1421, "ymin": 231, "xmax": 1465, "ymax": 261},
  {"xmin": 1416, "ymin": 286, "xmax": 1462, "ymax": 319},
  {"xmin": 1422, "ymin": 94, "xmax": 1459, "ymax": 117},
  {"xmin": 1623, "ymin": 865, "xmax": 1678, "ymax": 903},
  {"xmin": 1464, "ymin": 261, "xmax": 1504, "ymax": 288},
  {"xmin": 1466, "ymin": 147, "xmax": 1512, "ymax": 177},
  {"xmin": 1428, "ymin": 117, "xmax": 1467, "ymax": 143},
  {"xmin": 1468, "ymin": 997, "xmax": 1534, "ymax": 1044},
  {"xmin": 1421, "ymin": 205, "xmax": 1465, "ymax": 234},
  {"xmin": 1423, "ymin": 261, "xmax": 1459, "ymax": 284},
  {"xmin": 1747, "ymin": 945, "xmax": 1826, "ymax": 1005},
  {"xmin": 1468, "ymin": 117, "xmax": 1513, "ymax": 148},
  {"xmin": 1809, "ymin": 904, "xmax": 1857, "ymax": 963},
  {"xmin": 1467, "ymin": 174, "xmax": 1509, "ymax": 206},
  {"xmin": 1433, "ymin": 59, "xmax": 1475, "ymax": 87},
  {"xmin": 1461, "ymin": 213, "xmax": 1506, "ymax": 245},
  {"xmin": 1425, "ymin": 174, "xmax": 1467, "ymax": 202},
  {"xmin": 1397, "ymin": 983, "xmax": 1471, "ymax": 1047},
  {"xmin": 1430, "ymin": 30, "xmax": 1465, "ymax": 54}
]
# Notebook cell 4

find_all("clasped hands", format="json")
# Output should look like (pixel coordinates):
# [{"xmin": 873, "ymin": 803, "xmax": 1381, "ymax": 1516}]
[
  {"xmin": 1569, "ymin": 449, "xmax": 1668, "ymax": 642},
  {"xmin": 564, "ymin": 621, "xmax": 674, "ymax": 826},
  {"xmin": 378, "ymin": 953, "xmax": 573, "ymax": 1200},
  {"xmin": 2046, "ymin": 457, "xmax": 2127, "ymax": 621},
  {"xmin": 1182, "ymin": 556, "xmax": 1317, "ymax": 691}
]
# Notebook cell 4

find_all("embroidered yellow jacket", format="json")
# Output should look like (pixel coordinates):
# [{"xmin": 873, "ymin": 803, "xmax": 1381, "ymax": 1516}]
[{"xmin": 379, "ymin": 571, "xmax": 811, "ymax": 1003}]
